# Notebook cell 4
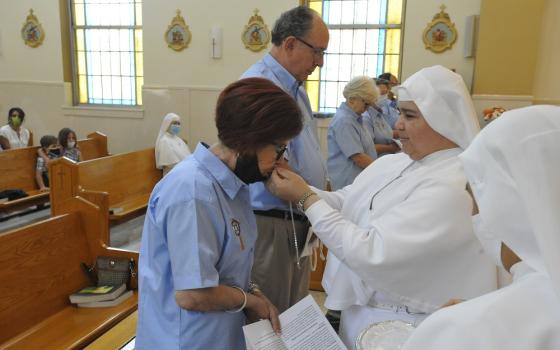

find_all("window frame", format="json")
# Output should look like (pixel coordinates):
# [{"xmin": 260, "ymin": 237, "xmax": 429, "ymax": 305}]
[
  {"xmin": 302, "ymin": 0, "xmax": 406, "ymax": 114},
  {"xmin": 66, "ymin": 0, "xmax": 144, "ymax": 107}
]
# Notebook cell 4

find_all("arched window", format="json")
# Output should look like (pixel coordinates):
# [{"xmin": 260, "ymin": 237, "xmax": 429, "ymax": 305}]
[{"xmin": 304, "ymin": 0, "xmax": 404, "ymax": 113}]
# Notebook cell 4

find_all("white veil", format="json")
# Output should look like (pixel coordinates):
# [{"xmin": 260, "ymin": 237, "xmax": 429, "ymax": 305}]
[{"xmin": 155, "ymin": 113, "xmax": 191, "ymax": 169}]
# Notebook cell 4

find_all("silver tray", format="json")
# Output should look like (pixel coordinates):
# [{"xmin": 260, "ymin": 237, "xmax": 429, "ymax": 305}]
[{"xmin": 355, "ymin": 320, "xmax": 415, "ymax": 350}]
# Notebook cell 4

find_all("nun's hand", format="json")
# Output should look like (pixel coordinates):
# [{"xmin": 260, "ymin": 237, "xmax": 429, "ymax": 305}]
[{"xmin": 267, "ymin": 167, "xmax": 311, "ymax": 202}]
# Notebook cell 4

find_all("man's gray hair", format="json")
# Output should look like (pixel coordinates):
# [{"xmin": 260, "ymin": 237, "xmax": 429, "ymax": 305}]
[{"xmin": 271, "ymin": 6, "xmax": 318, "ymax": 46}]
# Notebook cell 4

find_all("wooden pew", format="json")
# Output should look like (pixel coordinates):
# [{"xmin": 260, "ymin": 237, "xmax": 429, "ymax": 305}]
[
  {"xmin": 0, "ymin": 196, "xmax": 138, "ymax": 350},
  {"xmin": 49, "ymin": 148, "xmax": 161, "ymax": 226},
  {"xmin": 0, "ymin": 132, "xmax": 109, "ymax": 215}
]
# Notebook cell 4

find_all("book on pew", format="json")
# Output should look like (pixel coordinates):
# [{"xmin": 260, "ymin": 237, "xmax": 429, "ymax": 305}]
[
  {"xmin": 109, "ymin": 207, "xmax": 124, "ymax": 215},
  {"xmin": 77, "ymin": 290, "xmax": 133, "ymax": 308},
  {"xmin": 69, "ymin": 283, "xmax": 127, "ymax": 304}
]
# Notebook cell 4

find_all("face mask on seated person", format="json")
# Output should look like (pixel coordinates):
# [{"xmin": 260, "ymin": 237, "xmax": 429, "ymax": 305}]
[
  {"xmin": 67, "ymin": 141, "xmax": 76, "ymax": 149},
  {"xmin": 234, "ymin": 154, "xmax": 268, "ymax": 184},
  {"xmin": 169, "ymin": 125, "xmax": 181, "ymax": 135},
  {"xmin": 48, "ymin": 148, "xmax": 61, "ymax": 158},
  {"xmin": 10, "ymin": 116, "xmax": 22, "ymax": 127}
]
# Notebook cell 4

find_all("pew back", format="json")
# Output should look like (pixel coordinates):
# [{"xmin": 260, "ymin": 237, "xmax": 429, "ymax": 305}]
[
  {"xmin": 0, "ymin": 132, "xmax": 109, "ymax": 214},
  {"xmin": 50, "ymin": 148, "xmax": 160, "ymax": 222},
  {"xmin": 0, "ymin": 196, "xmax": 138, "ymax": 349}
]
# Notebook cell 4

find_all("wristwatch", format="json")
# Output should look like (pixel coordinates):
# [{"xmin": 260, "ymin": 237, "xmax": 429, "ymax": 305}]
[
  {"xmin": 296, "ymin": 190, "xmax": 317, "ymax": 212},
  {"xmin": 248, "ymin": 281, "xmax": 262, "ymax": 295}
]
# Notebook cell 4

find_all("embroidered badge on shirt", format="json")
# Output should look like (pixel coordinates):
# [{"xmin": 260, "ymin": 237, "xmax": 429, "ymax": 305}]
[{"xmin": 231, "ymin": 219, "xmax": 245, "ymax": 250}]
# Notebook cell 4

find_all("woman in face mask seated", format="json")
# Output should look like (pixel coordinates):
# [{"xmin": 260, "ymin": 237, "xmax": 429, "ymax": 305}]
[
  {"xmin": 58, "ymin": 128, "xmax": 81, "ymax": 162},
  {"xmin": 155, "ymin": 112, "xmax": 192, "ymax": 176},
  {"xmin": 402, "ymin": 105, "xmax": 560, "ymax": 350},
  {"xmin": 0, "ymin": 107, "xmax": 31, "ymax": 149},
  {"xmin": 135, "ymin": 78, "xmax": 303, "ymax": 350}
]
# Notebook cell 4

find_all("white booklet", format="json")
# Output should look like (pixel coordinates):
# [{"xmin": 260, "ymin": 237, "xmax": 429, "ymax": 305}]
[{"xmin": 243, "ymin": 295, "xmax": 347, "ymax": 350}]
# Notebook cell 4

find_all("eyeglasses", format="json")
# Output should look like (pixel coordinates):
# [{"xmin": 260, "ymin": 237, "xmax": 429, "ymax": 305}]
[
  {"xmin": 361, "ymin": 99, "xmax": 373, "ymax": 107},
  {"xmin": 275, "ymin": 144, "xmax": 288, "ymax": 161},
  {"xmin": 295, "ymin": 37, "xmax": 327, "ymax": 58}
]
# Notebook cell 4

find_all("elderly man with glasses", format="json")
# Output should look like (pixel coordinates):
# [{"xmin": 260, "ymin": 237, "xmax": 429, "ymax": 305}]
[{"xmin": 240, "ymin": 6, "xmax": 329, "ymax": 312}]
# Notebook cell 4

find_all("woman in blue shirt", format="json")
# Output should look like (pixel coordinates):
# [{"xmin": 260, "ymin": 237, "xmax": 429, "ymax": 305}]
[
  {"xmin": 136, "ymin": 78, "xmax": 303, "ymax": 350},
  {"xmin": 327, "ymin": 76, "xmax": 379, "ymax": 190}
]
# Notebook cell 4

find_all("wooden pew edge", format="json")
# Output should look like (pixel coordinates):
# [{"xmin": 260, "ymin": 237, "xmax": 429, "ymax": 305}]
[
  {"xmin": 0, "ymin": 293, "xmax": 138, "ymax": 350},
  {"xmin": 0, "ymin": 191, "xmax": 49, "ymax": 213}
]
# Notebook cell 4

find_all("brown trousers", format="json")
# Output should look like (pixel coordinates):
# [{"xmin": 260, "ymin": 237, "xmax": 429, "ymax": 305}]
[{"xmin": 251, "ymin": 214, "xmax": 311, "ymax": 313}]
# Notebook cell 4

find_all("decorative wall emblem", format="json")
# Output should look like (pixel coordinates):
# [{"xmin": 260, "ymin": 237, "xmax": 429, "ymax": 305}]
[
  {"xmin": 241, "ymin": 9, "xmax": 270, "ymax": 52},
  {"xmin": 21, "ymin": 9, "xmax": 45, "ymax": 48},
  {"xmin": 165, "ymin": 10, "xmax": 192, "ymax": 52},
  {"xmin": 422, "ymin": 5, "xmax": 458, "ymax": 53}
]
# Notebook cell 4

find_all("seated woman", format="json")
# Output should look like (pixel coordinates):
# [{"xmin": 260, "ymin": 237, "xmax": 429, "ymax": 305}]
[
  {"xmin": 267, "ymin": 66, "xmax": 496, "ymax": 348},
  {"xmin": 0, "ymin": 107, "xmax": 31, "ymax": 149},
  {"xmin": 155, "ymin": 113, "xmax": 191, "ymax": 176},
  {"xmin": 58, "ymin": 128, "xmax": 81, "ymax": 162},
  {"xmin": 327, "ymin": 76, "xmax": 378, "ymax": 190},
  {"xmin": 402, "ymin": 105, "xmax": 560, "ymax": 350},
  {"xmin": 135, "ymin": 78, "xmax": 304, "ymax": 349}
]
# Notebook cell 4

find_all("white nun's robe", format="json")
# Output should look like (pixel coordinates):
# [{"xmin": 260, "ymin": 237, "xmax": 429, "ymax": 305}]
[
  {"xmin": 303, "ymin": 66, "xmax": 497, "ymax": 347},
  {"xmin": 155, "ymin": 113, "xmax": 191, "ymax": 173},
  {"xmin": 403, "ymin": 105, "xmax": 560, "ymax": 350}
]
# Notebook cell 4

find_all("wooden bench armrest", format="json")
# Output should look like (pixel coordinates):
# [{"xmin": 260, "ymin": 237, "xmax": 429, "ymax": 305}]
[{"xmin": 0, "ymin": 292, "xmax": 137, "ymax": 350}]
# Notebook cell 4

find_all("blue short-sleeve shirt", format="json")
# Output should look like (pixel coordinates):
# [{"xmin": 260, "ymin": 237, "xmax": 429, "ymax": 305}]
[
  {"xmin": 363, "ymin": 106, "xmax": 396, "ymax": 158},
  {"xmin": 135, "ymin": 143, "xmax": 257, "ymax": 350},
  {"xmin": 241, "ymin": 54, "xmax": 328, "ymax": 210},
  {"xmin": 327, "ymin": 102, "xmax": 377, "ymax": 190},
  {"xmin": 378, "ymin": 97, "xmax": 400, "ymax": 128}
]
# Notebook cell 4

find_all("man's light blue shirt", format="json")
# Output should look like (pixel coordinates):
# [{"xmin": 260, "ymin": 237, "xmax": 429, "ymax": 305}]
[
  {"xmin": 241, "ymin": 53, "xmax": 327, "ymax": 211},
  {"xmin": 135, "ymin": 143, "xmax": 257, "ymax": 350},
  {"xmin": 327, "ymin": 102, "xmax": 377, "ymax": 190}
]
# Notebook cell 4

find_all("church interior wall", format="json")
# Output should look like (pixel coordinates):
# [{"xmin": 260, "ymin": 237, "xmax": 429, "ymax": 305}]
[{"xmin": 0, "ymin": 0, "xmax": 557, "ymax": 154}]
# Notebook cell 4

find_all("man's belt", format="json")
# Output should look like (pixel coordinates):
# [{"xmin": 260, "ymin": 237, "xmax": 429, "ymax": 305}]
[{"xmin": 254, "ymin": 209, "xmax": 308, "ymax": 222}]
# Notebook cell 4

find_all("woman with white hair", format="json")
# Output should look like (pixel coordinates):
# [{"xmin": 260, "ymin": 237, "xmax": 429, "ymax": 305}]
[
  {"xmin": 327, "ymin": 76, "xmax": 378, "ymax": 190},
  {"xmin": 267, "ymin": 65, "xmax": 496, "ymax": 348},
  {"xmin": 403, "ymin": 105, "xmax": 560, "ymax": 350},
  {"xmin": 155, "ymin": 113, "xmax": 191, "ymax": 176}
]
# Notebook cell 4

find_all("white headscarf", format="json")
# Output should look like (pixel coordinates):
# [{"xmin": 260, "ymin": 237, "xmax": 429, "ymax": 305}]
[
  {"xmin": 155, "ymin": 113, "xmax": 191, "ymax": 169},
  {"xmin": 459, "ymin": 105, "xmax": 560, "ymax": 298},
  {"xmin": 395, "ymin": 65, "xmax": 480, "ymax": 149}
]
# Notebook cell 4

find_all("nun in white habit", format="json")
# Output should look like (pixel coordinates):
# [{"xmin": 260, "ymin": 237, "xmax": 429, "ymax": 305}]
[
  {"xmin": 155, "ymin": 113, "xmax": 191, "ymax": 176},
  {"xmin": 403, "ymin": 105, "xmax": 560, "ymax": 350},
  {"xmin": 267, "ymin": 65, "xmax": 497, "ymax": 348}
]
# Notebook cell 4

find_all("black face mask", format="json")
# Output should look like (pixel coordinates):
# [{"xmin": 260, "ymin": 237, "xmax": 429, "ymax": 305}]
[
  {"xmin": 234, "ymin": 154, "xmax": 268, "ymax": 184},
  {"xmin": 48, "ymin": 148, "xmax": 61, "ymax": 158}
]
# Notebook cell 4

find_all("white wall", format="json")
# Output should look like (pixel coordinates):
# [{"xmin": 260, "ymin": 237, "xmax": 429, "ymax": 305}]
[
  {"xmin": 533, "ymin": 0, "xmax": 560, "ymax": 104},
  {"xmin": 0, "ymin": 1, "xmax": 63, "ymax": 82},
  {"xmin": 401, "ymin": 0, "xmax": 481, "ymax": 90},
  {"xmin": 0, "ymin": 0, "xmax": 488, "ymax": 154},
  {"xmin": 0, "ymin": 0, "xmax": 297, "ymax": 154}
]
